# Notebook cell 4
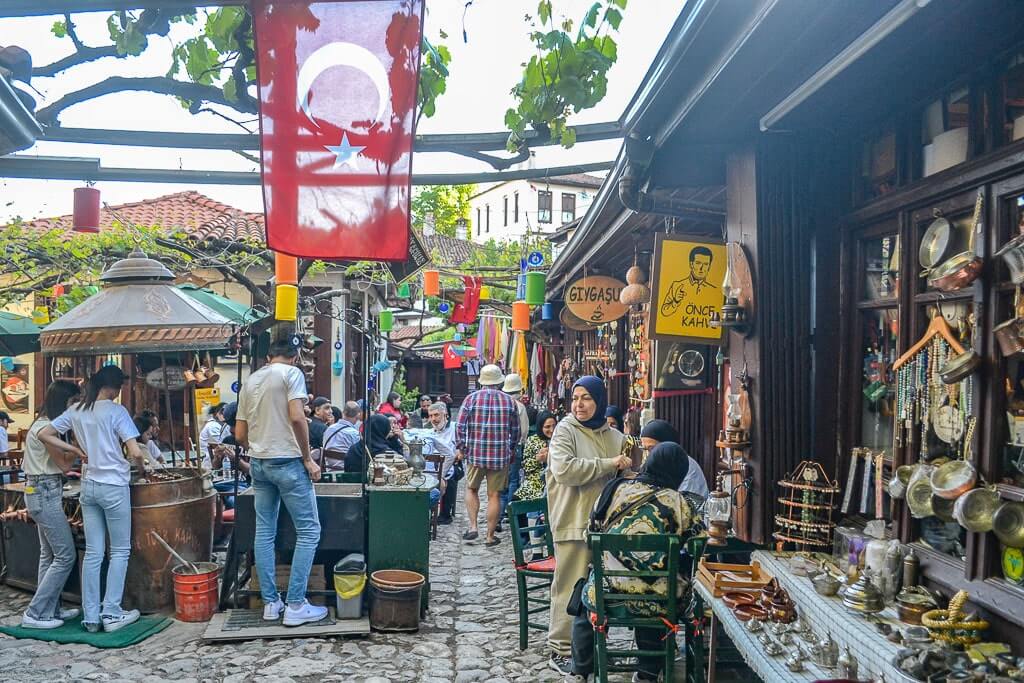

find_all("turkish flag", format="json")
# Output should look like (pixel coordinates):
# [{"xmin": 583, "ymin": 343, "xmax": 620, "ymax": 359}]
[
  {"xmin": 252, "ymin": 0, "xmax": 424, "ymax": 261},
  {"xmin": 442, "ymin": 342, "xmax": 462, "ymax": 370},
  {"xmin": 450, "ymin": 276, "xmax": 482, "ymax": 324}
]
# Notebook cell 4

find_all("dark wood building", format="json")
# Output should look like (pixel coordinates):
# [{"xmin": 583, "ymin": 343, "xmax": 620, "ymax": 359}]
[{"xmin": 548, "ymin": 0, "xmax": 1024, "ymax": 643}]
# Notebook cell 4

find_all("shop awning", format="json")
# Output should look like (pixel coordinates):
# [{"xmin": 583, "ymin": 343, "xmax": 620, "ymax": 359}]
[
  {"xmin": 0, "ymin": 311, "xmax": 42, "ymax": 357},
  {"xmin": 177, "ymin": 284, "xmax": 265, "ymax": 326}
]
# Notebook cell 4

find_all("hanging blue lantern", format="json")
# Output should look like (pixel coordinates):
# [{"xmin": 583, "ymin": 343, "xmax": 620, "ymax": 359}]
[
  {"xmin": 454, "ymin": 332, "xmax": 462, "ymax": 341},
  {"xmin": 438, "ymin": 301, "xmax": 451, "ymax": 314},
  {"xmin": 542, "ymin": 302, "xmax": 555, "ymax": 320}
]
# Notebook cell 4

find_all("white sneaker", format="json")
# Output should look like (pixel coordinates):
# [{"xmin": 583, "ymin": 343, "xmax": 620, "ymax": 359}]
[
  {"xmin": 564, "ymin": 674, "xmax": 591, "ymax": 682},
  {"xmin": 101, "ymin": 609, "xmax": 139, "ymax": 632},
  {"xmin": 262, "ymin": 598, "xmax": 285, "ymax": 621},
  {"xmin": 57, "ymin": 608, "xmax": 80, "ymax": 620},
  {"xmin": 21, "ymin": 614, "xmax": 63, "ymax": 630},
  {"xmin": 282, "ymin": 600, "xmax": 328, "ymax": 627}
]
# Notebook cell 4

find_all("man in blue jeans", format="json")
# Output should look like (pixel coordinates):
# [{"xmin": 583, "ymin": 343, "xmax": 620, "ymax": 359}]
[{"xmin": 235, "ymin": 336, "xmax": 325, "ymax": 627}]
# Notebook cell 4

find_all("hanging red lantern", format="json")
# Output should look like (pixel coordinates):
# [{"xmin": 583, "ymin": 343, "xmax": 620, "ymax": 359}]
[{"xmin": 72, "ymin": 186, "xmax": 100, "ymax": 233}]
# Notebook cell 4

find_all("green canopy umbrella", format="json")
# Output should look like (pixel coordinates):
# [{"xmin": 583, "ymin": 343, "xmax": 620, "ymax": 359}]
[
  {"xmin": 176, "ymin": 284, "xmax": 265, "ymax": 325},
  {"xmin": 0, "ymin": 311, "xmax": 43, "ymax": 357}
]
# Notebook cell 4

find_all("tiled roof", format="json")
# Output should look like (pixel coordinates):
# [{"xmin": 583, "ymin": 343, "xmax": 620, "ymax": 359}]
[
  {"xmin": 389, "ymin": 324, "xmax": 443, "ymax": 350},
  {"xmin": 423, "ymin": 232, "xmax": 481, "ymax": 265},
  {"xmin": 545, "ymin": 172, "xmax": 605, "ymax": 189},
  {"xmin": 17, "ymin": 191, "xmax": 265, "ymax": 242}
]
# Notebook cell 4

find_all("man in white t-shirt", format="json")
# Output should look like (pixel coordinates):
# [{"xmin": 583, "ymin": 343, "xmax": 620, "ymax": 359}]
[{"xmin": 235, "ymin": 337, "xmax": 325, "ymax": 627}]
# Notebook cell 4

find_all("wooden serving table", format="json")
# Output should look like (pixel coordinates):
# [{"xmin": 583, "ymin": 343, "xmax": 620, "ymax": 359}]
[{"xmin": 695, "ymin": 550, "xmax": 906, "ymax": 682}]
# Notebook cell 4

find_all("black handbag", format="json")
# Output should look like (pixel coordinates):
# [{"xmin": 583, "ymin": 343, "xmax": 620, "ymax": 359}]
[{"xmin": 566, "ymin": 576, "xmax": 588, "ymax": 616}]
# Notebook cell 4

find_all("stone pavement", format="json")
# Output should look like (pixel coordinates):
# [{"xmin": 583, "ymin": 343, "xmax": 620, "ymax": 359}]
[{"xmin": 0, "ymin": 495, "xmax": 648, "ymax": 683}]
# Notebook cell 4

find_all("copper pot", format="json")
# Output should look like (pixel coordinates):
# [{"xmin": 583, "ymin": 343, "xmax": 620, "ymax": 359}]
[
  {"xmin": 930, "ymin": 460, "xmax": 977, "ymax": 500},
  {"xmin": 995, "ymin": 317, "xmax": 1024, "ymax": 356},
  {"xmin": 927, "ymin": 251, "xmax": 983, "ymax": 292},
  {"xmin": 939, "ymin": 350, "xmax": 980, "ymax": 384}
]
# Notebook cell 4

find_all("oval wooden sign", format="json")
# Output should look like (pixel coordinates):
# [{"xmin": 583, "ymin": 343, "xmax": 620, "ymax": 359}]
[
  {"xmin": 560, "ymin": 306, "xmax": 598, "ymax": 331},
  {"xmin": 565, "ymin": 276, "xmax": 628, "ymax": 324}
]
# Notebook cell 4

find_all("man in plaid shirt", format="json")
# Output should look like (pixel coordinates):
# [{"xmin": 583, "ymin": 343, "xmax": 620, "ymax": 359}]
[{"xmin": 456, "ymin": 364, "xmax": 521, "ymax": 546}]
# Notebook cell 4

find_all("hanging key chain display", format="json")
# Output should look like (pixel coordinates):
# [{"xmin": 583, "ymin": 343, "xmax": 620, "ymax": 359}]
[{"xmin": 628, "ymin": 309, "xmax": 649, "ymax": 402}]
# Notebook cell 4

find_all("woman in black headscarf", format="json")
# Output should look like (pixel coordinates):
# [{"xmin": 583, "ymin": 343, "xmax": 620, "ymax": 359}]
[
  {"xmin": 604, "ymin": 405, "xmax": 624, "ymax": 431},
  {"xmin": 344, "ymin": 414, "xmax": 402, "ymax": 476},
  {"xmin": 567, "ymin": 442, "xmax": 699, "ymax": 682},
  {"xmin": 639, "ymin": 419, "xmax": 709, "ymax": 498}
]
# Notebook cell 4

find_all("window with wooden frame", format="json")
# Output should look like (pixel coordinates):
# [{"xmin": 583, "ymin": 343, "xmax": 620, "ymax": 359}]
[
  {"xmin": 561, "ymin": 192, "xmax": 576, "ymax": 223},
  {"xmin": 538, "ymin": 190, "xmax": 552, "ymax": 223}
]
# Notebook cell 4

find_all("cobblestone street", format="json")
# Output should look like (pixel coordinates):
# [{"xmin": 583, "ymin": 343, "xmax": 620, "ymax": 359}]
[{"xmin": 0, "ymin": 499, "xmax": 641, "ymax": 683}]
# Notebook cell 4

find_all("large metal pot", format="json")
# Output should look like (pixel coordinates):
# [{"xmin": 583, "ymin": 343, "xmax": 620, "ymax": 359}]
[
  {"xmin": 994, "ymin": 317, "xmax": 1024, "ymax": 356},
  {"xmin": 125, "ymin": 468, "xmax": 216, "ymax": 613},
  {"xmin": 993, "ymin": 501, "xmax": 1024, "ymax": 549},
  {"xmin": 996, "ymin": 232, "xmax": 1024, "ymax": 285}
]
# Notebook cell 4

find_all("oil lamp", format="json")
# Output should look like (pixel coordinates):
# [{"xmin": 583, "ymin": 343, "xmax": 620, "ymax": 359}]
[
  {"xmin": 705, "ymin": 487, "xmax": 732, "ymax": 546},
  {"xmin": 710, "ymin": 243, "xmax": 750, "ymax": 334}
]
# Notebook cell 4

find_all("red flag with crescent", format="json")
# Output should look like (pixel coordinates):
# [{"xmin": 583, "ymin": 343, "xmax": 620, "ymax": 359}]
[
  {"xmin": 252, "ymin": 0, "xmax": 424, "ymax": 261},
  {"xmin": 442, "ymin": 342, "xmax": 462, "ymax": 370}
]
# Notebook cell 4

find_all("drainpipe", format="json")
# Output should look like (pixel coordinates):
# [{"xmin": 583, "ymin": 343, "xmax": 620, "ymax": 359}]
[{"xmin": 618, "ymin": 135, "xmax": 725, "ymax": 220}]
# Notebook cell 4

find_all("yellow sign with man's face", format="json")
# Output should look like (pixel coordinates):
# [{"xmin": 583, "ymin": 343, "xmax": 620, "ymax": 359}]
[{"xmin": 649, "ymin": 235, "xmax": 726, "ymax": 344}]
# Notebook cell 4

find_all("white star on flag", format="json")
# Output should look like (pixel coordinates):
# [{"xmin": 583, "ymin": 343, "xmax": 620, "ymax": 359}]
[{"xmin": 325, "ymin": 132, "xmax": 365, "ymax": 169}]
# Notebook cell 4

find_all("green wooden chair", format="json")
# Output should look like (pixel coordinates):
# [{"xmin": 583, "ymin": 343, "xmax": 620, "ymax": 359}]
[
  {"xmin": 589, "ymin": 533, "xmax": 681, "ymax": 683},
  {"xmin": 508, "ymin": 497, "xmax": 555, "ymax": 650}
]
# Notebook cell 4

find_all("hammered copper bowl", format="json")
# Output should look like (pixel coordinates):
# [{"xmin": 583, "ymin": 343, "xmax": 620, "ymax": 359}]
[
  {"xmin": 723, "ymin": 591, "xmax": 756, "ymax": 610},
  {"xmin": 907, "ymin": 476, "xmax": 936, "ymax": 518},
  {"xmin": 734, "ymin": 604, "xmax": 767, "ymax": 622},
  {"xmin": 931, "ymin": 460, "xmax": 977, "ymax": 500},
  {"xmin": 993, "ymin": 501, "xmax": 1024, "ymax": 549},
  {"xmin": 953, "ymin": 487, "xmax": 1001, "ymax": 533}
]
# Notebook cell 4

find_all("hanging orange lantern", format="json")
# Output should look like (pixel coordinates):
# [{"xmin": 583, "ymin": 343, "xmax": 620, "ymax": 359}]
[
  {"xmin": 512, "ymin": 301, "xmax": 531, "ymax": 331},
  {"xmin": 423, "ymin": 269, "xmax": 440, "ymax": 297},
  {"xmin": 72, "ymin": 186, "xmax": 100, "ymax": 233},
  {"xmin": 274, "ymin": 253, "xmax": 298, "ymax": 285}
]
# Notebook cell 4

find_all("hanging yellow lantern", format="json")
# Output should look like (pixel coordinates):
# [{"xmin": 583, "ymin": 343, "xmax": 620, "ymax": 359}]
[
  {"xmin": 32, "ymin": 307, "xmax": 50, "ymax": 325},
  {"xmin": 275, "ymin": 284, "xmax": 298, "ymax": 321},
  {"xmin": 480, "ymin": 285, "xmax": 492, "ymax": 300}
]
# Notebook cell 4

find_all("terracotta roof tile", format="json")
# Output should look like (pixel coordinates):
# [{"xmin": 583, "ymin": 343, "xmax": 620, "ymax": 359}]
[
  {"xmin": 423, "ymin": 233, "xmax": 481, "ymax": 265},
  {"xmin": 16, "ymin": 190, "xmax": 265, "ymax": 242}
]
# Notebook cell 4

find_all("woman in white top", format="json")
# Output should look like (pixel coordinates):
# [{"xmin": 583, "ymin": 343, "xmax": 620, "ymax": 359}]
[
  {"xmin": 21, "ymin": 380, "xmax": 82, "ymax": 629},
  {"xmin": 39, "ymin": 365, "xmax": 145, "ymax": 634},
  {"xmin": 198, "ymin": 403, "xmax": 227, "ymax": 470}
]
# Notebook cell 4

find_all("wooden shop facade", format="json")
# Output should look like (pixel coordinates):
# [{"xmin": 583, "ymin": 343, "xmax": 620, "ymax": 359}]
[{"xmin": 546, "ymin": 0, "xmax": 1024, "ymax": 642}]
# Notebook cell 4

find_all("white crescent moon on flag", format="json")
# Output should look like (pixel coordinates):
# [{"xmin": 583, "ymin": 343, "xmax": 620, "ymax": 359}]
[{"xmin": 296, "ymin": 42, "xmax": 391, "ymax": 126}]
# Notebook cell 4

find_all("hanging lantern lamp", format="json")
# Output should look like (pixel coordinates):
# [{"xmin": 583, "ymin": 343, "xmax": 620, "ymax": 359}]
[
  {"xmin": 524, "ymin": 271, "xmax": 546, "ymax": 306},
  {"xmin": 379, "ymin": 310, "xmax": 394, "ymax": 332},
  {"xmin": 72, "ymin": 186, "xmax": 101, "ymax": 233},
  {"xmin": 423, "ymin": 269, "xmax": 440, "ymax": 297},
  {"xmin": 541, "ymin": 302, "xmax": 555, "ymax": 320},
  {"xmin": 397, "ymin": 282, "xmax": 412, "ymax": 298},
  {"xmin": 512, "ymin": 301, "xmax": 531, "ymax": 331},
  {"xmin": 274, "ymin": 253, "xmax": 299, "ymax": 285},
  {"xmin": 438, "ymin": 301, "xmax": 451, "ymax": 314},
  {"xmin": 274, "ymin": 284, "xmax": 298, "ymax": 321},
  {"xmin": 480, "ymin": 285, "xmax": 492, "ymax": 300}
]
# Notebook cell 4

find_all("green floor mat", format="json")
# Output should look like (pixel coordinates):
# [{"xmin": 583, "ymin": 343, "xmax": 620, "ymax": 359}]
[{"xmin": 0, "ymin": 614, "xmax": 171, "ymax": 648}]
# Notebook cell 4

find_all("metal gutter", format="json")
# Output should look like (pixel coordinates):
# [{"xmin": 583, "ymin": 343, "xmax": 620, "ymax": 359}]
[{"xmin": 0, "ymin": 76, "xmax": 42, "ymax": 155}]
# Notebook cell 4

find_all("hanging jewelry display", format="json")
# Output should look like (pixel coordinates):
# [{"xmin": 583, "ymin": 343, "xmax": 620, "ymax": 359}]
[
  {"xmin": 774, "ymin": 461, "xmax": 840, "ymax": 550},
  {"xmin": 628, "ymin": 308, "xmax": 649, "ymax": 403}
]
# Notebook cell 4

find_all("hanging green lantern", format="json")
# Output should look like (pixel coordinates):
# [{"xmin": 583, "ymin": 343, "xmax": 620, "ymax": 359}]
[
  {"xmin": 397, "ymin": 282, "xmax": 411, "ymax": 298},
  {"xmin": 379, "ymin": 310, "xmax": 394, "ymax": 332},
  {"xmin": 524, "ymin": 271, "xmax": 546, "ymax": 306}
]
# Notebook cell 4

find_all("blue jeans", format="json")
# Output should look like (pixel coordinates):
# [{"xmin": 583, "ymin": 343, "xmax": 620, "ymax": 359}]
[
  {"xmin": 251, "ymin": 458, "xmax": 321, "ymax": 606},
  {"xmin": 500, "ymin": 445, "xmax": 524, "ymax": 516},
  {"xmin": 213, "ymin": 480, "xmax": 250, "ymax": 509},
  {"xmin": 80, "ymin": 479, "xmax": 132, "ymax": 624},
  {"xmin": 25, "ymin": 474, "xmax": 76, "ymax": 621}
]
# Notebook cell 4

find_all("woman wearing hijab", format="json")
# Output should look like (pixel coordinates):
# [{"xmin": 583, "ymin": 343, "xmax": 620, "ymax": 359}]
[
  {"xmin": 515, "ymin": 411, "xmax": 556, "ymax": 502},
  {"xmin": 565, "ymin": 442, "xmax": 699, "ymax": 683},
  {"xmin": 344, "ymin": 414, "xmax": 402, "ymax": 477},
  {"xmin": 606, "ymin": 405, "xmax": 643, "ymax": 470},
  {"xmin": 545, "ymin": 377, "xmax": 632, "ymax": 675},
  {"xmin": 640, "ymin": 419, "xmax": 709, "ymax": 499}
]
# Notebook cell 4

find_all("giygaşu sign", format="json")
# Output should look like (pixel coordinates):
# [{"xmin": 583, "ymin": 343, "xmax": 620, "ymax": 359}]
[{"xmin": 565, "ymin": 275, "xmax": 628, "ymax": 324}]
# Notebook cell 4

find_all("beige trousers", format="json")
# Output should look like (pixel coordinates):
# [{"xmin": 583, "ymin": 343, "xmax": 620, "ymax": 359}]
[{"xmin": 547, "ymin": 538, "xmax": 590, "ymax": 656}]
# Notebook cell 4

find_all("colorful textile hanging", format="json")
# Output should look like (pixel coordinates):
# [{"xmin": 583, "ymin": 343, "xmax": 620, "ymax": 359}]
[{"xmin": 252, "ymin": 0, "xmax": 424, "ymax": 260}]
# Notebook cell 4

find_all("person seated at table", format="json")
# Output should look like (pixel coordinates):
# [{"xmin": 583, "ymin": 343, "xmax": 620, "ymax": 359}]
[
  {"xmin": 387, "ymin": 415, "xmax": 407, "ymax": 451},
  {"xmin": 133, "ymin": 414, "xmax": 166, "ymax": 471},
  {"xmin": 321, "ymin": 401, "xmax": 362, "ymax": 471},
  {"xmin": 344, "ymin": 414, "xmax": 402, "ymax": 480},
  {"xmin": 639, "ymin": 419, "xmax": 708, "ymax": 499},
  {"xmin": 211, "ymin": 402, "xmax": 250, "ymax": 507},
  {"xmin": 198, "ymin": 403, "xmax": 227, "ymax": 469},
  {"xmin": 377, "ymin": 392, "xmax": 407, "ymax": 428},
  {"xmin": 425, "ymin": 401, "xmax": 456, "ymax": 515},
  {"xmin": 407, "ymin": 394, "xmax": 432, "ymax": 429},
  {"xmin": 565, "ymin": 442, "xmax": 699, "ymax": 683},
  {"xmin": 307, "ymin": 397, "xmax": 333, "ymax": 450}
]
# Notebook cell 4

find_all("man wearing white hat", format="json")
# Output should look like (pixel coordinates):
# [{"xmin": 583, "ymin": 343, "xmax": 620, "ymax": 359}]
[
  {"xmin": 499, "ymin": 373, "xmax": 530, "ymax": 522},
  {"xmin": 455, "ymin": 364, "xmax": 522, "ymax": 546}
]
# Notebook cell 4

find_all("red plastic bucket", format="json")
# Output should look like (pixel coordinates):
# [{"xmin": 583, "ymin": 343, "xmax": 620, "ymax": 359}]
[{"xmin": 172, "ymin": 562, "xmax": 220, "ymax": 622}]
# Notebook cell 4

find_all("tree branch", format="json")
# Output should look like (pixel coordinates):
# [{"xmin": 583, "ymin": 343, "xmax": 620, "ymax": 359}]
[
  {"xmin": 154, "ymin": 236, "xmax": 269, "ymax": 307},
  {"xmin": 36, "ymin": 76, "xmax": 257, "ymax": 126},
  {"xmin": 33, "ymin": 45, "xmax": 120, "ymax": 78}
]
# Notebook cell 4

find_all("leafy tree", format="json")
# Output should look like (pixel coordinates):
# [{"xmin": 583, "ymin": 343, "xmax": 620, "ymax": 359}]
[
  {"xmin": 411, "ymin": 184, "xmax": 475, "ymax": 237},
  {"xmin": 505, "ymin": 0, "xmax": 627, "ymax": 150}
]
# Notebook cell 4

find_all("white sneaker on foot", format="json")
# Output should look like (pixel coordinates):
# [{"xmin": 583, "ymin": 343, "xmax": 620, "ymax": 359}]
[
  {"xmin": 101, "ymin": 609, "xmax": 139, "ymax": 632},
  {"xmin": 21, "ymin": 614, "xmax": 63, "ymax": 630},
  {"xmin": 262, "ymin": 598, "xmax": 285, "ymax": 621},
  {"xmin": 57, "ymin": 608, "xmax": 80, "ymax": 621},
  {"xmin": 282, "ymin": 600, "xmax": 328, "ymax": 627}
]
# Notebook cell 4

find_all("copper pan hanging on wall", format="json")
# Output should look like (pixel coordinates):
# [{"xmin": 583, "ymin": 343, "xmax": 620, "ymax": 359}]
[{"xmin": 927, "ymin": 190, "xmax": 985, "ymax": 293}]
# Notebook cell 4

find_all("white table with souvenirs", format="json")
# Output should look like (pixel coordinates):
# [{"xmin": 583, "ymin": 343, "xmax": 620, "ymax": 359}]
[{"xmin": 695, "ymin": 549, "xmax": 906, "ymax": 682}]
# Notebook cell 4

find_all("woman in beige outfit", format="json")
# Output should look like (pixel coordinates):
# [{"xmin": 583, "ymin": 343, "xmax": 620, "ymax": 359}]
[{"xmin": 545, "ymin": 376, "xmax": 630, "ymax": 674}]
